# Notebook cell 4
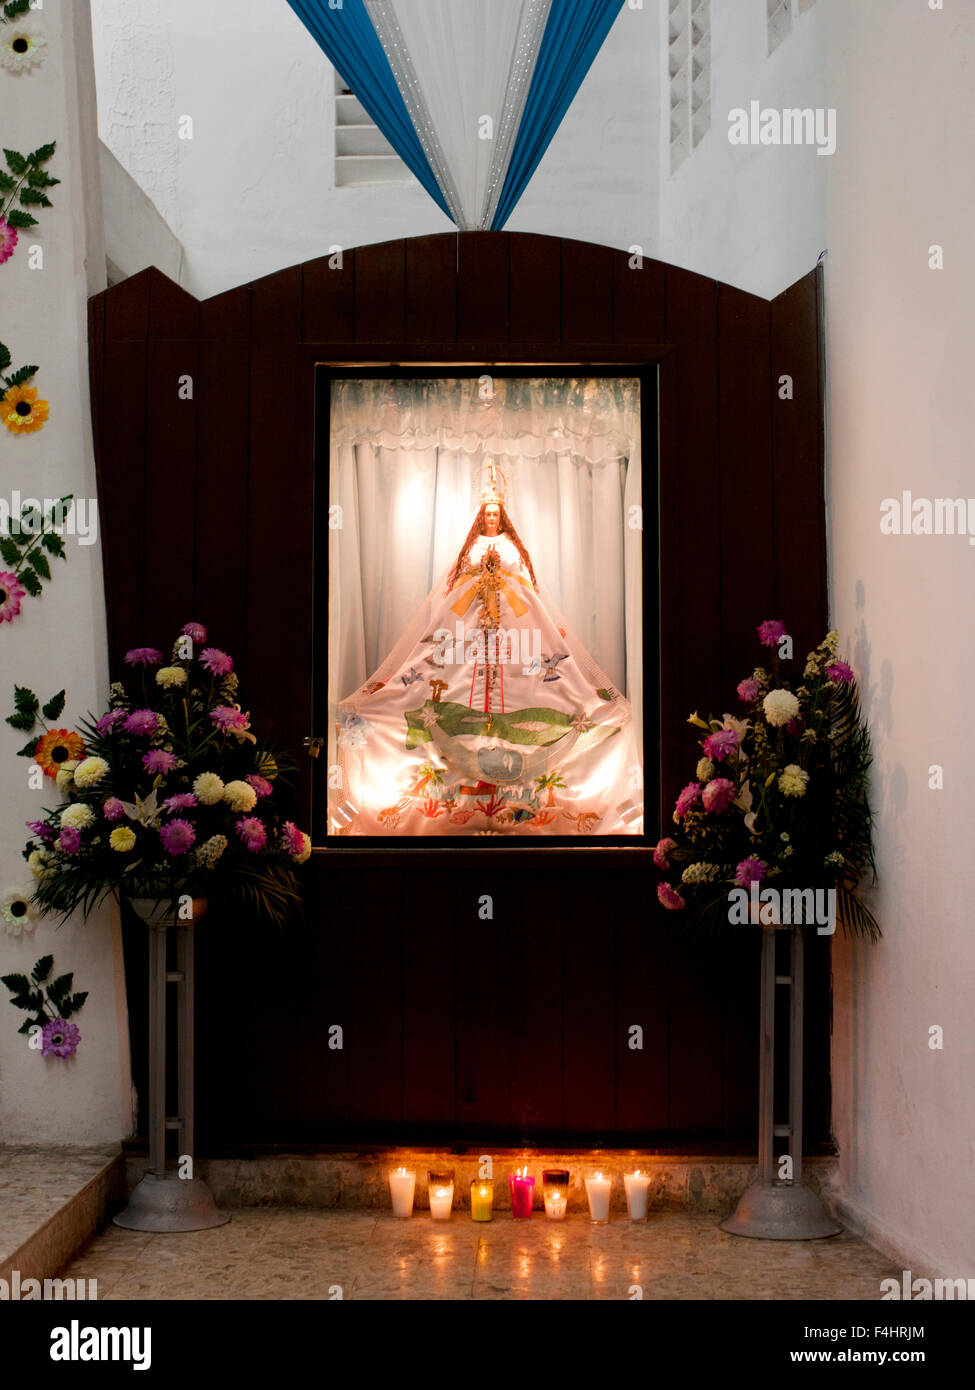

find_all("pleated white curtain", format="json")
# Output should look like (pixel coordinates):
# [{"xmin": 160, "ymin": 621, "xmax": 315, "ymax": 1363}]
[
  {"xmin": 328, "ymin": 377, "xmax": 643, "ymax": 754},
  {"xmin": 364, "ymin": 0, "xmax": 551, "ymax": 229}
]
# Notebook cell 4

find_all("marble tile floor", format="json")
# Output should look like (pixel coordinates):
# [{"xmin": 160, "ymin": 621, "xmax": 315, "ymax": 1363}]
[
  {"xmin": 0, "ymin": 1145, "xmax": 120, "ymax": 1271},
  {"xmin": 60, "ymin": 1209, "xmax": 901, "ymax": 1301}
]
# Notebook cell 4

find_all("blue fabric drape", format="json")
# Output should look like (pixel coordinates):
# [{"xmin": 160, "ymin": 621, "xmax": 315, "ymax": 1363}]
[
  {"xmin": 491, "ymin": 0, "xmax": 625, "ymax": 231},
  {"xmin": 286, "ymin": 0, "xmax": 452, "ymax": 219}
]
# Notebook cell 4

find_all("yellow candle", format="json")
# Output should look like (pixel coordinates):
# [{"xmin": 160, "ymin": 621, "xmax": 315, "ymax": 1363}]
[{"xmin": 470, "ymin": 1180, "xmax": 494, "ymax": 1222}]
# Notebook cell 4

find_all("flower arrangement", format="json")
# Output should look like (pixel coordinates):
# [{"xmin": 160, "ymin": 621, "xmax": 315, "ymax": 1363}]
[
  {"xmin": 2, "ymin": 955, "xmax": 87, "ymax": 1057},
  {"xmin": 19, "ymin": 624, "xmax": 311, "ymax": 927},
  {"xmin": 654, "ymin": 622, "xmax": 879, "ymax": 937},
  {"xmin": 0, "ymin": 141, "xmax": 57, "ymax": 261},
  {"xmin": 0, "ymin": 339, "xmax": 49, "ymax": 433}
]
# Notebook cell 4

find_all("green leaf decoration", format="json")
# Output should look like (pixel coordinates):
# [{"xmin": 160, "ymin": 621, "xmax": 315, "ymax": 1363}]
[
  {"xmin": 0, "ymin": 537, "xmax": 20, "ymax": 565},
  {"xmin": 17, "ymin": 1018, "xmax": 35, "ymax": 1036},
  {"xmin": 5, "ymin": 711, "xmax": 35, "ymax": 731},
  {"xmin": 42, "ymin": 690, "xmax": 66, "ymax": 721},
  {"xmin": 31, "ymin": 956, "xmax": 54, "ymax": 985},
  {"xmin": 1, "ymin": 973, "xmax": 31, "ymax": 994},
  {"xmin": 5, "ymin": 210, "xmax": 37, "ymax": 229},
  {"xmin": 0, "ymin": 171, "xmax": 16, "ymax": 194},
  {"xmin": 3, "ymin": 1, "xmax": 33, "ymax": 20},
  {"xmin": 41, "ymin": 532, "xmax": 66, "ymax": 559},
  {"xmin": 19, "ymin": 569, "xmax": 41, "ymax": 598},
  {"xmin": 17, "ymin": 736, "xmax": 39, "ymax": 758},
  {"xmin": 5, "ymin": 364, "xmax": 38, "ymax": 387},
  {"xmin": 27, "ymin": 549, "xmax": 51, "ymax": 581},
  {"xmin": 49, "ymin": 973, "xmax": 73, "ymax": 1001},
  {"xmin": 0, "ymin": 341, "xmax": 10, "ymax": 372},
  {"xmin": 27, "ymin": 168, "xmax": 59, "ymax": 188},
  {"xmin": 4, "ymin": 148, "xmax": 27, "ymax": 177},
  {"xmin": 12, "ymin": 685, "xmax": 39, "ymax": 716},
  {"xmin": 20, "ymin": 188, "xmax": 53, "ymax": 208},
  {"xmin": 70, "ymin": 992, "xmax": 88, "ymax": 1012},
  {"xmin": 27, "ymin": 142, "xmax": 56, "ymax": 166}
]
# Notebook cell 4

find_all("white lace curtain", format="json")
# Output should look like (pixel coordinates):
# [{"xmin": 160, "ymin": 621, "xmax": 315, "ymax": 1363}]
[{"xmin": 327, "ymin": 376, "xmax": 643, "ymax": 754}]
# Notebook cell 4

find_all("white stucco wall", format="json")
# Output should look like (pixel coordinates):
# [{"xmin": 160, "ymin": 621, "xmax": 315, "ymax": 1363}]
[
  {"xmin": 824, "ymin": 0, "xmax": 975, "ymax": 1278},
  {"xmin": 0, "ymin": 5, "xmax": 131, "ymax": 1143}
]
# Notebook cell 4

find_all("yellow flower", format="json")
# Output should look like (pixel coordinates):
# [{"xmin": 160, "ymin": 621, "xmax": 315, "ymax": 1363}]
[
  {"xmin": 156, "ymin": 666, "xmax": 187, "ymax": 689},
  {"xmin": 60, "ymin": 803, "xmax": 95, "ymax": 830},
  {"xmin": 778, "ymin": 764, "xmax": 810, "ymax": 798},
  {"xmin": 27, "ymin": 849, "xmax": 53, "ymax": 880},
  {"xmin": 73, "ymin": 756, "xmax": 109, "ymax": 789},
  {"xmin": 1, "ymin": 384, "xmax": 49, "ymax": 435},
  {"xmin": 193, "ymin": 772, "xmax": 224, "ymax": 805},
  {"xmin": 696, "ymin": 757, "xmax": 714, "ymax": 782},
  {"xmin": 223, "ymin": 779, "xmax": 257, "ymax": 813},
  {"xmin": 56, "ymin": 759, "xmax": 80, "ymax": 794},
  {"xmin": 109, "ymin": 826, "xmax": 137, "ymax": 853},
  {"xmin": 687, "ymin": 712, "xmax": 710, "ymax": 730}
]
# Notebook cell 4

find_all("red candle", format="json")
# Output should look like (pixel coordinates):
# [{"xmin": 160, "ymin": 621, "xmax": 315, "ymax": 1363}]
[{"xmin": 508, "ymin": 1167, "xmax": 535, "ymax": 1219}]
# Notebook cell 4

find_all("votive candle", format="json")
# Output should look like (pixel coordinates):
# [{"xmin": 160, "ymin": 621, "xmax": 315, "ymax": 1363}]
[
  {"xmin": 585, "ymin": 1172, "xmax": 612, "ymax": 1223},
  {"xmin": 388, "ymin": 1167, "xmax": 415, "ymax": 1219},
  {"xmin": 508, "ymin": 1167, "xmax": 535, "ymax": 1219},
  {"xmin": 624, "ymin": 1170, "xmax": 651, "ymax": 1221},
  {"xmin": 428, "ymin": 1170, "xmax": 454, "ymax": 1220},
  {"xmin": 542, "ymin": 1169, "xmax": 570, "ymax": 1221},
  {"xmin": 470, "ymin": 1179, "xmax": 494, "ymax": 1222}
]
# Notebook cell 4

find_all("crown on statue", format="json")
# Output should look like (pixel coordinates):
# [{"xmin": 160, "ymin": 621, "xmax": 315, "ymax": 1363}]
[{"xmin": 475, "ymin": 461, "xmax": 507, "ymax": 508}]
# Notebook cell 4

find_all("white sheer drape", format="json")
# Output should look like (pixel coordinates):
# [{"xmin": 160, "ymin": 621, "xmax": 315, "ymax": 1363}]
[{"xmin": 328, "ymin": 377, "xmax": 643, "ymax": 763}]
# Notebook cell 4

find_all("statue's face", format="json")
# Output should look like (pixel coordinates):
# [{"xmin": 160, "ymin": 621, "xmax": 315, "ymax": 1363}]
[{"xmin": 484, "ymin": 503, "xmax": 501, "ymax": 536}]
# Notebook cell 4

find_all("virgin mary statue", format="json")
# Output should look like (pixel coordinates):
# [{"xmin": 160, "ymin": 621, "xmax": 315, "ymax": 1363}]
[{"xmin": 332, "ymin": 465, "xmax": 641, "ymax": 836}]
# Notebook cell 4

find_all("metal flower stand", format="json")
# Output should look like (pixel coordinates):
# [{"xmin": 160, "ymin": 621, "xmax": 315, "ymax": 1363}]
[
  {"xmin": 721, "ymin": 925, "xmax": 841, "ymax": 1240},
  {"xmin": 114, "ymin": 897, "xmax": 229, "ymax": 1232}
]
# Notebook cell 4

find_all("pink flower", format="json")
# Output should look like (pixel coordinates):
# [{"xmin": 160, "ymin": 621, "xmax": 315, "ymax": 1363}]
[
  {"xmin": 757, "ymin": 620, "xmax": 788, "ymax": 648},
  {"xmin": 200, "ymin": 647, "xmax": 233, "ymax": 676},
  {"xmin": 657, "ymin": 882, "xmax": 687, "ymax": 911},
  {"xmin": 26, "ymin": 819, "xmax": 53, "ymax": 842},
  {"xmin": 702, "ymin": 778, "xmax": 736, "ymax": 814},
  {"xmin": 735, "ymin": 856, "xmax": 767, "ymax": 887},
  {"xmin": 0, "ymin": 219, "xmax": 19, "ymax": 264},
  {"xmin": 159, "ymin": 819, "xmax": 195, "ymax": 856},
  {"xmin": 246, "ymin": 774, "xmax": 274, "ymax": 798},
  {"xmin": 124, "ymin": 709, "xmax": 159, "ymax": 736},
  {"xmin": 163, "ymin": 792, "xmax": 197, "ymax": 813},
  {"xmin": 281, "ymin": 821, "xmax": 305, "ymax": 856},
  {"xmin": 210, "ymin": 705, "xmax": 247, "ymax": 732},
  {"xmin": 142, "ymin": 749, "xmax": 179, "ymax": 775},
  {"xmin": 58, "ymin": 826, "xmax": 81, "ymax": 854},
  {"xmin": 654, "ymin": 836, "xmax": 676, "ymax": 870},
  {"xmin": 182, "ymin": 622, "xmax": 207, "ymax": 644},
  {"xmin": 702, "ymin": 728, "xmax": 739, "ymax": 762},
  {"xmin": 826, "ymin": 659, "xmax": 854, "ymax": 684},
  {"xmin": 737, "ymin": 677, "xmax": 760, "ymax": 702},
  {"xmin": 674, "ymin": 782, "xmax": 702, "ymax": 818},
  {"xmin": 0, "ymin": 571, "xmax": 26, "ymax": 624},
  {"xmin": 103, "ymin": 797, "xmax": 126, "ymax": 821},
  {"xmin": 235, "ymin": 817, "xmax": 266, "ymax": 852},
  {"xmin": 96, "ymin": 708, "xmax": 126, "ymax": 735},
  {"xmin": 125, "ymin": 647, "xmax": 163, "ymax": 666}
]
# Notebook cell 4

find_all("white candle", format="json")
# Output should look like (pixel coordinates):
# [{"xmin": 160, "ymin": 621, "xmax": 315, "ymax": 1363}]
[
  {"xmin": 388, "ymin": 1168, "xmax": 415, "ymax": 1219},
  {"xmin": 585, "ymin": 1172, "xmax": 612, "ymax": 1223},
  {"xmin": 544, "ymin": 1191, "xmax": 567, "ymax": 1221},
  {"xmin": 429, "ymin": 1182, "xmax": 454, "ymax": 1220},
  {"xmin": 624, "ymin": 1170, "xmax": 651, "ymax": 1221}
]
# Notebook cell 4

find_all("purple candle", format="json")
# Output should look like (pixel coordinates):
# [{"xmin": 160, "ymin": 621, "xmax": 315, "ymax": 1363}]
[{"xmin": 508, "ymin": 1167, "xmax": 535, "ymax": 1219}]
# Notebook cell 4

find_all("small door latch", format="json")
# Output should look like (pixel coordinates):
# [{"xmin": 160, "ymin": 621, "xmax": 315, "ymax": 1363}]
[{"xmin": 304, "ymin": 736, "xmax": 324, "ymax": 759}]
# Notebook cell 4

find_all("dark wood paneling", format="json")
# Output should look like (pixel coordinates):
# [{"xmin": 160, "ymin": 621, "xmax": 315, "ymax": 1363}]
[
  {"xmin": 509, "ymin": 232, "xmax": 561, "ymax": 343},
  {"xmin": 506, "ymin": 872, "xmax": 564, "ymax": 1137},
  {"xmin": 347, "ymin": 874, "xmax": 404, "ymax": 1131},
  {"xmin": 457, "ymin": 233, "xmax": 509, "ymax": 343},
  {"xmin": 614, "ymin": 252, "xmax": 666, "ymax": 345},
  {"xmin": 405, "ymin": 234, "xmax": 457, "ymax": 344},
  {"xmin": 562, "ymin": 239, "xmax": 614, "ymax": 344},
  {"xmin": 616, "ymin": 886, "xmax": 669, "ymax": 1132},
  {"xmin": 354, "ymin": 241, "xmax": 406, "ymax": 343},
  {"xmin": 562, "ymin": 880, "xmax": 616, "ymax": 1135},
  {"xmin": 302, "ymin": 251, "xmax": 355, "ymax": 344}
]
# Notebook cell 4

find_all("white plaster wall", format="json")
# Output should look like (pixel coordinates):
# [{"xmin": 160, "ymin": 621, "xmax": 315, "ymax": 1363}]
[
  {"xmin": 824, "ymin": 0, "xmax": 975, "ymax": 1277},
  {"xmin": 0, "ymin": 4, "xmax": 131, "ymax": 1144},
  {"xmin": 100, "ymin": 141, "xmax": 186, "ymax": 286}
]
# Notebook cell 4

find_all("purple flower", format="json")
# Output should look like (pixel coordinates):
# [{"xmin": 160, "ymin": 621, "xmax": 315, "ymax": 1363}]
[
  {"xmin": 58, "ymin": 826, "xmax": 81, "ymax": 854},
  {"xmin": 142, "ymin": 749, "xmax": 179, "ymax": 775},
  {"xmin": 246, "ymin": 774, "xmax": 273, "ymax": 798},
  {"xmin": 159, "ymin": 819, "xmax": 195, "ymax": 856},
  {"xmin": 735, "ymin": 856, "xmax": 767, "ymax": 887},
  {"xmin": 737, "ymin": 677, "xmax": 760, "ymax": 702},
  {"xmin": 124, "ymin": 709, "xmax": 159, "ymax": 736},
  {"xmin": 163, "ymin": 792, "xmax": 197, "ymax": 813},
  {"xmin": 103, "ymin": 797, "xmax": 126, "ymax": 821},
  {"xmin": 786, "ymin": 715, "xmax": 805, "ymax": 737},
  {"xmin": 26, "ymin": 819, "xmax": 53, "ymax": 843},
  {"xmin": 702, "ymin": 728, "xmax": 740, "ymax": 762},
  {"xmin": 702, "ymin": 778, "xmax": 736, "ymax": 814},
  {"xmin": 200, "ymin": 647, "xmax": 234, "ymax": 676},
  {"xmin": 182, "ymin": 622, "xmax": 207, "ymax": 644},
  {"xmin": 674, "ymin": 782, "xmax": 702, "ymax": 818},
  {"xmin": 654, "ymin": 837, "xmax": 676, "ymax": 870},
  {"xmin": 125, "ymin": 647, "xmax": 163, "ymax": 666},
  {"xmin": 210, "ymin": 705, "xmax": 248, "ymax": 733},
  {"xmin": 235, "ymin": 817, "xmax": 266, "ymax": 852},
  {"xmin": 757, "ymin": 620, "xmax": 788, "ymax": 648},
  {"xmin": 41, "ymin": 1018, "xmax": 81, "ymax": 1058},
  {"xmin": 281, "ymin": 820, "xmax": 305, "ymax": 856},
  {"xmin": 657, "ymin": 882, "xmax": 686, "ymax": 911},
  {"xmin": 96, "ymin": 708, "xmax": 126, "ymax": 735},
  {"xmin": 826, "ymin": 659, "xmax": 855, "ymax": 684}
]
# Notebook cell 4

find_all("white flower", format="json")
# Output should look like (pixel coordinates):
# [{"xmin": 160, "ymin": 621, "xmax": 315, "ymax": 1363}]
[
  {"xmin": 156, "ymin": 666, "xmax": 187, "ymax": 689},
  {"xmin": 681, "ymin": 863, "xmax": 718, "ymax": 884},
  {"xmin": 825, "ymin": 850, "xmax": 845, "ymax": 868},
  {"xmin": 778, "ymin": 764, "xmax": 809, "ymax": 798},
  {"xmin": 762, "ymin": 689, "xmax": 800, "ymax": 728},
  {"xmin": 0, "ymin": 28, "xmax": 48, "ymax": 73},
  {"xmin": 27, "ymin": 849, "xmax": 53, "ymax": 880},
  {"xmin": 223, "ymin": 779, "xmax": 257, "ymax": 813},
  {"xmin": 60, "ymin": 803, "xmax": 95, "ymax": 830},
  {"xmin": 73, "ymin": 756, "xmax": 109, "ymax": 790},
  {"xmin": 56, "ymin": 760, "xmax": 79, "ymax": 794},
  {"xmin": 0, "ymin": 886, "xmax": 39, "ymax": 936},
  {"xmin": 193, "ymin": 772, "xmax": 225, "ymax": 805},
  {"xmin": 721, "ymin": 715, "xmax": 750, "ymax": 743},
  {"xmin": 193, "ymin": 834, "xmax": 228, "ymax": 869}
]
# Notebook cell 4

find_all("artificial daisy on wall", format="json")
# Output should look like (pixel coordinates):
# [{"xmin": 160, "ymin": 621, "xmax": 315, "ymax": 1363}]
[
  {"xmin": 0, "ymin": 25, "xmax": 46, "ymax": 74},
  {"xmin": 0, "ymin": 884, "xmax": 39, "ymax": 937}
]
